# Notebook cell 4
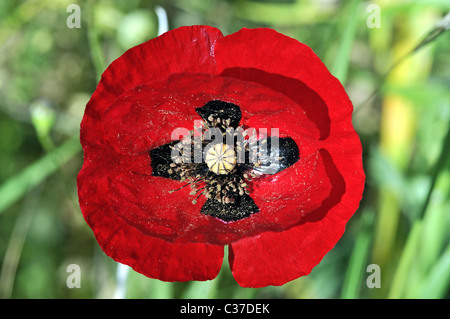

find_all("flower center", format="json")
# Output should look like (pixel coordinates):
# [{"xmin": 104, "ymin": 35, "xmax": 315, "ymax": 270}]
[
  {"xmin": 205, "ymin": 143, "xmax": 236, "ymax": 175},
  {"xmin": 149, "ymin": 99, "xmax": 299, "ymax": 222}
]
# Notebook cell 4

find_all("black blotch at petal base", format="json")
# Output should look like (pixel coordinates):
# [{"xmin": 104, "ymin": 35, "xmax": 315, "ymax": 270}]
[
  {"xmin": 200, "ymin": 193, "xmax": 259, "ymax": 222},
  {"xmin": 195, "ymin": 100, "xmax": 242, "ymax": 129}
]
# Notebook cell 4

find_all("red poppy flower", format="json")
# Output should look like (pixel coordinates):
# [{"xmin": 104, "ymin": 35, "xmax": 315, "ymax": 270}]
[{"xmin": 77, "ymin": 25, "xmax": 365, "ymax": 288}]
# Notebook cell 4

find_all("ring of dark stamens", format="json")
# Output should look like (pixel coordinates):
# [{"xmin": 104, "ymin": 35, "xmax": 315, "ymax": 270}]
[{"xmin": 149, "ymin": 100, "xmax": 299, "ymax": 222}]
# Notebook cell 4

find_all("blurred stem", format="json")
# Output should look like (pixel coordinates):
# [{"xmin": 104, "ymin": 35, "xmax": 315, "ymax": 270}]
[
  {"xmin": 30, "ymin": 100, "xmax": 57, "ymax": 152},
  {"xmin": 36, "ymin": 133, "xmax": 56, "ymax": 152},
  {"xmin": 113, "ymin": 263, "xmax": 130, "ymax": 299},
  {"xmin": 387, "ymin": 220, "xmax": 422, "ymax": 298},
  {"xmin": 418, "ymin": 118, "xmax": 450, "ymax": 220},
  {"xmin": 331, "ymin": 0, "xmax": 361, "ymax": 85},
  {"xmin": 416, "ymin": 242, "xmax": 450, "ymax": 299},
  {"xmin": 0, "ymin": 136, "xmax": 81, "ymax": 215},
  {"xmin": 155, "ymin": 5, "xmax": 169, "ymax": 36},
  {"xmin": 86, "ymin": 0, "xmax": 106, "ymax": 82},
  {"xmin": 340, "ymin": 211, "xmax": 373, "ymax": 299},
  {"xmin": 354, "ymin": 12, "xmax": 450, "ymax": 114},
  {"xmin": 372, "ymin": 10, "xmax": 434, "ymax": 297},
  {"xmin": 372, "ymin": 187, "xmax": 401, "ymax": 281},
  {"xmin": 0, "ymin": 183, "xmax": 45, "ymax": 298}
]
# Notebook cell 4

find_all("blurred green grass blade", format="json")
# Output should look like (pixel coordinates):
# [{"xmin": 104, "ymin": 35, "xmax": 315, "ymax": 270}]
[
  {"xmin": 331, "ymin": 0, "xmax": 361, "ymax": 85},
  {"xmin": 87, "ymin": 0, "xmax": 106, "ymax": 82},
  {"xmin": 0, "ymin": 182, "xmax": 44, "ymax": 299},
  {"xmin": 340, "ymin": 211, "xmax": 373, "ymax": 299},
  {"xmin": 419, "ymin": 119, "xmax": 450, "ymax": 219},
  {"xmin": 417, "ymin": 243, "xmax": 450, "ymax": 299},
  {"xmin": 388, "ymin": 220, "xmax": 423, "ymax": 299},
  {"xmin": 0, "ymin": 136, "xmax": 81, "ymax": 215}
]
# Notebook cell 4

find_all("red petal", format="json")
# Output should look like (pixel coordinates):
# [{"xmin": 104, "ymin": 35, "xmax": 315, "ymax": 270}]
[
  {"xmin": 250, "ymin": 149, "xmax": 333, "ymax": 226},
  {"xmin": 211, "ymin": 28, "xmax": 364, "ymax": 286},
  {"xmin": 106, "ymin": 145, "xmax": 332, "ymax": 244},
  {"xmin": 78, "ymin": 27, "xmax": 365, "ymax": 285},
  {"xmin": 91, "ymin": 73, "xmax": 337, "ymax": 245},
  {"xmin": 223, "ymin": 68, "xmax": 330, "ymax": 141},
  {"xmin": 78, "ymin": 162, "xmax": 223, "ymax": 282},
  {"xmin": 78, "ymin": 26, "xmax": 226, "ymax": 281},
  {"xmin": 88, "ymin": 26, "xmax": 222, "ymax": 115},
  {"xmin": 101, "ymin": 219, "xmax": 224, "ymax": 282},
  {"xmin": 215, "ymin": 28, "xmax": 352, "ymax": 140},
  {"xmin": 101, "ymin": 84, "xmax": 199, "ymax": 155},
  {"xmin": 230, "ymin": 146, "xmax": 364, "ymax": 287},
  {"xmin": 80, "ymin": 26, "xmax": 223, "ymax": 159},
  {"xmin": 108, "ymin": 172, "xmax": 207, "ymax": 242}
]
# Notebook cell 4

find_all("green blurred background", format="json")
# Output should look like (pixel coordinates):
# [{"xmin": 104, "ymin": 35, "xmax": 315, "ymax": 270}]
[{"xmin": 0, "ymin": 0, "xmax": 449, "ymax": 299}]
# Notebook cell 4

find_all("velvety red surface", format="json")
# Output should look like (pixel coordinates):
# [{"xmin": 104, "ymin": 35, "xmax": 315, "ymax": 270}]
[{"xmin": 77, "ymin": 26, "xmax": 365, "ymax": 287}]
